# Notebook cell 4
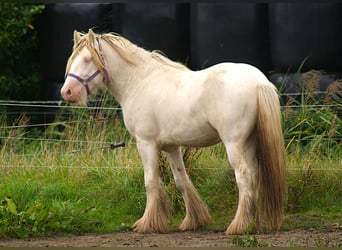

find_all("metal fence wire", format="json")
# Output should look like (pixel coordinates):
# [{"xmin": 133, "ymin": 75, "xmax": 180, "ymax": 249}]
[{"xmin": 0, "ymin": 98, "xmax": 341, "ymax": 170}]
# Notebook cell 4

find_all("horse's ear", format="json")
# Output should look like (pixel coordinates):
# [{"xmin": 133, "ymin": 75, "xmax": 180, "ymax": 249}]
[
  {"xmin": 73, "ymin": 30, "xmax": 81, "ymax": 45},
  {"xmin": 88, "ymin": 29, "xmax": 96, "ymax": 45},
  {"xmin": 88, "ymin": 29, "xmax": 95, "ymax": 36}
]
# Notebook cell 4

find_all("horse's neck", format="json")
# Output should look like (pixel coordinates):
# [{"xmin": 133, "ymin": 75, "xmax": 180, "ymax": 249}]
[
  {"xmin": 103, "ymin": 47, "xmax": 137, "ymax": 103},
  {"xmin": 105, "ymin": 45, "xmax": 165, "ymax": 105}
]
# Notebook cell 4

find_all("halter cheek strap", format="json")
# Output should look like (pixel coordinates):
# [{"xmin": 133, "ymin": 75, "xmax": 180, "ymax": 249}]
[{"xmin": 96, "ymin": 37, "xmax": 111, "ymax": 84}]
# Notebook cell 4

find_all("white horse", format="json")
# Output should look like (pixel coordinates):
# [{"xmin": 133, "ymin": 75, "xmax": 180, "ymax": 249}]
[{"xmin": 61, "ymin": 29, "xmax": 286, "ymax": 235}]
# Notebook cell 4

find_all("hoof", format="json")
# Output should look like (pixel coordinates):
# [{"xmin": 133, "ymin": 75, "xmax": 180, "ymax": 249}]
[
  {"xmin": 225, "ymin": 219, "xmax": 258, "ymax": 235},
  {"xmin": 132, "ymin": 216, "xmax": 169, "ymax": 234},
  {"xmin": 179, "ymin": 213, "xmax": 212, "ymax": 231},
  {"xmin": 225, "ymin": 220, "xmax": 247, "ymax": 235}
]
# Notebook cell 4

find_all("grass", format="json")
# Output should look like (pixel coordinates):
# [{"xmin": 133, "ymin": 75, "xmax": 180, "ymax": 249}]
[{"xmin": 0, "ymin": 80, "xmax": 341, "ymax": 238}]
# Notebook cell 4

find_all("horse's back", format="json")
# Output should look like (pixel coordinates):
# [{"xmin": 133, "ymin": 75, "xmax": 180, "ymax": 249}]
[
  {"xmin": 126, "ymin": 62, "xmax": 273, "ymax": 148},
  {"xmin": 201, "ymin": 63, "xmax": 269, "ymax": 87}
]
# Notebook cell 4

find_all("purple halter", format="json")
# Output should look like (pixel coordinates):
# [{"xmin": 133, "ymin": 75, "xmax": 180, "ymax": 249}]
[{"xmin": 66, "ymin": 37, "xmax": 110, "ymax": 96}]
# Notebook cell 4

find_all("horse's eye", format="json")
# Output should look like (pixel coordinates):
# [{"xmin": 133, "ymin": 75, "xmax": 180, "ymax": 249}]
[{"xmin": 84, "ymin": 56, "xmax": 92, "ymax": 63}]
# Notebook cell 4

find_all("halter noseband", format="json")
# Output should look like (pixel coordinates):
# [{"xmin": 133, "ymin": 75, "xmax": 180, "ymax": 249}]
[
  {"xmin": 66, "ymin": 37, "xmax": 110, "ymax": 96},
  {"xmin": 66, "ymin": 71, "xmax": 100, "ymax": 96}
]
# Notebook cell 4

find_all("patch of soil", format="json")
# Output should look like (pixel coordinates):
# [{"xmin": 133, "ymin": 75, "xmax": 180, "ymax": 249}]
[{"xmin": 0, "ymin": 227, "xmax": 341, "ymax": 247}]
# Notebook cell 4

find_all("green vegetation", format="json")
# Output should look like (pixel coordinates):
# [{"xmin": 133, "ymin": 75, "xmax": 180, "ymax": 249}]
[
  {"xmin": 232, "ymin": 222, "xmax": 269, "ymax": 247},
  {"xmin": 0, "ymin": 3, "xmax": 45, "ymax": 101},
  {"xmin": 0, "ymin": 83, "xmax": 341, "ymax": 238}
]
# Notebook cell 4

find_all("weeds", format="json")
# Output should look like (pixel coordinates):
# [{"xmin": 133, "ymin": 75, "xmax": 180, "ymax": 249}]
[
  {"xmin": 0, "ymin": 196, "xmax": 91, "ymax": 238},
  {"xmin": 231, "ymin": 222, "xmax": 269, "ymax": 247},
  {"xmin": 232, "ymin": 234, "xmax": 261, "ymax": 247},
  {"xmin": 282, "ymin": 70, "xmax": 342, "ymax": 151}
]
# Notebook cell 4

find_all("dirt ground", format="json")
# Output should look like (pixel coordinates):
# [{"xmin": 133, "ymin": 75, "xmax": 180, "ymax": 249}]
[{"xmin": 0, "ymin": 226, "xmax": 341, "ymax": 247}]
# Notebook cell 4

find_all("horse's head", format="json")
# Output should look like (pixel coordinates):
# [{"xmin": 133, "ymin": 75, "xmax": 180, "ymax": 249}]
[{"xmin": 61, "ymin": 30, "xmax": 109, "ymax": 106}]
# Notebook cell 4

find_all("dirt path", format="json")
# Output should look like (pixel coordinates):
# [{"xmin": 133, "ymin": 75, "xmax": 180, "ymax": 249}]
[{"xmin": 0, "ymin": 227, "xmax": 341, "ymax": 247}]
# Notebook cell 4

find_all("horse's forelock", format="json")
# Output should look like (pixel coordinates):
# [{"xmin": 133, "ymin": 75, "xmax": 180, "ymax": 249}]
[
  {"xmin": 65, "ymin": 34, "xmax": 86, "ymax": 76},
  {"xmin": 65, "ymin": 32, "xmax": 107, "ymax": 79}
]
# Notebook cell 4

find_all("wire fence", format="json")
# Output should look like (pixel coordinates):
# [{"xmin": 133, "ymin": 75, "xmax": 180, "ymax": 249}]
[
  {"xmin": 0, "ymin": 164, "xmax": 341, "ymax": 171},
  {"xmin": 0, "ymin": 97, "xmax": 341, "ymax": 133},
  {"xmin": 1, "ymin": 96, "xmax": 341, "ymax": 132},
  {"xmin": 0, "ymin": 98, "xmax": 341, "ymax": 171}
]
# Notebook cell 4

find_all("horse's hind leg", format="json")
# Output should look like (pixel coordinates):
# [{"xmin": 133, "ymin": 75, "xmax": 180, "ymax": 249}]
[
  {"xmin": 166, "ymin": 147, "xmax": 211, "ymax": 231},
  {"xmin": 133, "ymin": 140, "xmax": 170, "ymax": 233},
  {"xmin": 224, "ymin": 138, "xmax": 258, "ymax": 234}
]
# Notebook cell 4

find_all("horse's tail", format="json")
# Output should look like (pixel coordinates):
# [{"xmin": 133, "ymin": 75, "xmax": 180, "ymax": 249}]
[{"xmin": 256, "ymin": 81, "xmax": 286, "ymax": 230}]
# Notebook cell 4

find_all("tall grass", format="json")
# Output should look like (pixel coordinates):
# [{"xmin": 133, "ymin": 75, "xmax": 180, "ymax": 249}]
[
  {"xmin": 0, "ymin": 79, "xmax": 341, "ymax": 238},
  {"xmin": 279, "ymin": 70, "xmax": 342, "ymax": 229}
]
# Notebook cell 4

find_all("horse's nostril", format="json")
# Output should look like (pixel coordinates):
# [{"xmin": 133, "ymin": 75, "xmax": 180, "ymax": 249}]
[{"xmin": 61, "ymin": 87, "xmax": 73, "ymax": 100}]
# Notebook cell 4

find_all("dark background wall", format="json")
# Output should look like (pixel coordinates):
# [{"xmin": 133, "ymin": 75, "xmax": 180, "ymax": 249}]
[{"xmin": 36, "ymin": 3, "xmax": 342, "ymax": 100}]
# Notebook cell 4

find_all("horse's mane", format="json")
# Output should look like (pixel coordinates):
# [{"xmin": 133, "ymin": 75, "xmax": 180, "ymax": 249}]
[
  {"xmin": 149, "ymin": 50, "xmax": 189, "ymax": 71},
  {"xmin": 66, "ymin": 30, "xmax": 189, "ymax": 77}
]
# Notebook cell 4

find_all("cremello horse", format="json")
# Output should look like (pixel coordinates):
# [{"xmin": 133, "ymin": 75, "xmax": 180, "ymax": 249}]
[{"xmin": 61, "ymin": 29, "xmax": 286, "ymax": 234}]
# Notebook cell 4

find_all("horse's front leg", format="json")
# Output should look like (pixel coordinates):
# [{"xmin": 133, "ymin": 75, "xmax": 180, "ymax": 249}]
[
  {"xmin": 166, "ymin": 147, "xmax": 211, "ymax": 231},
  {"xmin": 132, "ymin": 140, "xmax": 170, "ymax": 233}
]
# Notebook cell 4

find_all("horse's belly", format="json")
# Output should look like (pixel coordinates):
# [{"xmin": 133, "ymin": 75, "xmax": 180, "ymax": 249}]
[{"xmin": 160, "ymin": 124, "xmax": 220, "ymax": 148}]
